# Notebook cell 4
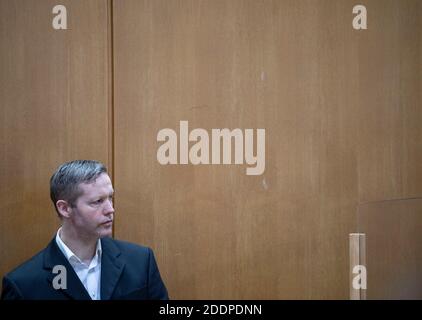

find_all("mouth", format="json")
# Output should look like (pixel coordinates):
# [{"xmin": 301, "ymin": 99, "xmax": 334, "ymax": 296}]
[{"xmin": 102, "ymin": 220, "xmax": 113, "ymax": 226}]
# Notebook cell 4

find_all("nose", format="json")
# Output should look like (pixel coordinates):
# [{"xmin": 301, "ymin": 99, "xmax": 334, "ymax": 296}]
[{"xmin": 103, "ymin": 198, "xmax": 115, "ymax": 216}]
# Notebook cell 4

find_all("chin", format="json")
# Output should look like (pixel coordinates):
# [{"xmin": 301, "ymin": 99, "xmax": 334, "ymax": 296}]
[
  {"xmin": 101, "ymin": 230, "xmax": 113, "ymax": 238},
  {"xmin": 100, "ymin": 234, "xmax": 112, "ymax": 239},
  {"xmin": 98, "ymin": 227, "xmax": 113, "ymax": 238}
]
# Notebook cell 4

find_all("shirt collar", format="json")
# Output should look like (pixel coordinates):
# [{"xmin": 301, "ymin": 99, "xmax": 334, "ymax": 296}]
[{"xmin": 55, "ymin": 227, "xmax": 102, "ymax": 266}]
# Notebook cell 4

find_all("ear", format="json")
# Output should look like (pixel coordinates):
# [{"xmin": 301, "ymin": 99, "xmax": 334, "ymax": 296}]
[{"xmin": 56, "ymin": 200, "xmax": 73, "ymax": 219}]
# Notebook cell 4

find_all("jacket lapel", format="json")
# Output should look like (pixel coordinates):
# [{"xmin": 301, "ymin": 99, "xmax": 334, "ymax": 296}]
[
  {"xmin": 100, "ymin": 237, "xmax": 125, "ymax": 300},
  {"xmin": 43, "ymin": 238, "xmax": 92, "ymax": 300}
]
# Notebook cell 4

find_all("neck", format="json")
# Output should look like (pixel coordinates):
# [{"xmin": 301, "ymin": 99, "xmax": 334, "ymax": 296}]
[{"xmin": 59, "ymin": 225, "xmax": 98, "ymax": 264}]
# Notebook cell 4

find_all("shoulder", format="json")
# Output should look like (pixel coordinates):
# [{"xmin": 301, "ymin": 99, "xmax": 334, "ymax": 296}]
[
  {"xmin": 101, "ymin": 237, "xmax": 153, "ymax": 259},
  {"xmin": 1, "ymin": 247, "xmax": 48, "ymax": 299},
  {"xmin": 4, "ymin": 249, "xmax": 45, "ymax": 282},
  {"xmin": 100, "ymin": 237, "xmax": 159, "ymax": 278}
]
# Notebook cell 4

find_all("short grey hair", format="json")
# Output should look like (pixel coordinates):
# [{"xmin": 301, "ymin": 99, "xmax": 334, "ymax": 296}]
[{"xmin": 50, "ymin": 160, "xmax": 107, "ymax": 216}]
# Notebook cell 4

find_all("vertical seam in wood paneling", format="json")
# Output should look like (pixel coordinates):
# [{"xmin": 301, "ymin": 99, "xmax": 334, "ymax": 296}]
[{"xmin": 107, "ymin": 0, "xmax": 115, "ymax": 238}]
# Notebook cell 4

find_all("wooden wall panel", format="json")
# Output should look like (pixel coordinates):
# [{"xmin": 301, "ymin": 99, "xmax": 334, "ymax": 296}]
[
  {"xmin": 113, "ymin": 0, "xmax": 421, "ymax": 299},
  {"xmin": 0, "ymin": 0, "xmax": 111, "ymax": 286},
  {"xmin": 358, "ymin": 199, "xmax": 422, "ymax": 299},
  {"xmin": 356, "ymin": 0, "xmax": 422, "ymax": 202},
  {"xmin": 113, "ymin": 1, "xmax": 350, "ymax": 299}
]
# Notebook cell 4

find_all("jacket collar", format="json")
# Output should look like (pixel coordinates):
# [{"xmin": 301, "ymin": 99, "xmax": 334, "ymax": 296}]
[
  {"xmin": 99, "ymin": 237, "xmax": 125, "ymax": 300},
  {"xmin": 43, "ymin": 238, "xmax": 91, "ymax": 300},
  {"xmin": 43, "ymin": 236, "xmax": 125, "ymax": 300}
]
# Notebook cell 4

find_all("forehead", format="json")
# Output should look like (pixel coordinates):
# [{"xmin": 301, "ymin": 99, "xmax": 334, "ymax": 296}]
[{"xmin": 77, "ymin": 173, "xmax": 113, "ymax": 197}]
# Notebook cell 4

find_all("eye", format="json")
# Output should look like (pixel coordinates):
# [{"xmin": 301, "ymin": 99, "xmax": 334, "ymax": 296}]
[{"xmin": 93, "ymin": 199, "xmax": 103, "ymax": 205}]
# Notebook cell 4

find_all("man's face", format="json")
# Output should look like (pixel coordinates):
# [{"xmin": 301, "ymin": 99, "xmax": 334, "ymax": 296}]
[{"xmin": 69, "ymin": 173, "xmax": 114, "ymax": 239}]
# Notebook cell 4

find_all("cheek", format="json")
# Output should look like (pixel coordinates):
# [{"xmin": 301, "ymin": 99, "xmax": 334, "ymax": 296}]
[{"xmin": 74, "ymin": 207, "xmax": 101, "ymax": 225}]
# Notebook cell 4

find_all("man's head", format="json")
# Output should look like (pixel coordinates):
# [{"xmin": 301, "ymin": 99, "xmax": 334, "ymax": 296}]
[{"xmin": 50, "ymin": 160, "xmax": 114, "ymax": 238}]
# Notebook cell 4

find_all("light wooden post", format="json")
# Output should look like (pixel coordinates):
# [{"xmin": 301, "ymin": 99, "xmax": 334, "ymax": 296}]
[{"xmin": 349, "ymin": 233, "xmax": 366, "ymax": 300}]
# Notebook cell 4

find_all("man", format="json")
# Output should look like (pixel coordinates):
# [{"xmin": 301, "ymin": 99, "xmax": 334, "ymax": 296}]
[{"xmin": 1, "ymin": 160, "xmax": 169, "ymax": 300}]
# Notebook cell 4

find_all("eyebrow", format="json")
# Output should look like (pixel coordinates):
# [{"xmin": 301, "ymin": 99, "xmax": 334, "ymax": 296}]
[{"xmin": 90, "ymin": 190, "xmax": 114, "ymax": 201}]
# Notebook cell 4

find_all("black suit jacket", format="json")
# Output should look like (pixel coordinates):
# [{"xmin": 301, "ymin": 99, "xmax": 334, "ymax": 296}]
[{"xmin": 1, "ymin": 237, "xmax": 169, "ymax": 300}]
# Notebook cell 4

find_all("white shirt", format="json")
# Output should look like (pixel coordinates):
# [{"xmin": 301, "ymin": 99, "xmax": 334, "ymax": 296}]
[{"xmin": 55, "ymin": 228, "xmax": 102, "ymax": 300}]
